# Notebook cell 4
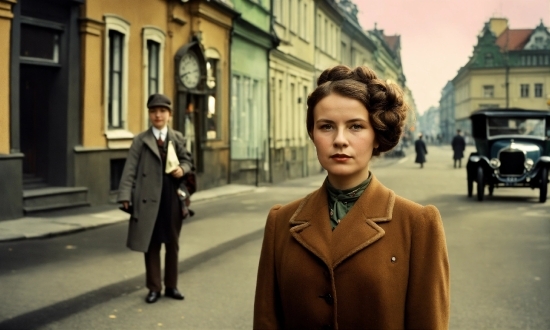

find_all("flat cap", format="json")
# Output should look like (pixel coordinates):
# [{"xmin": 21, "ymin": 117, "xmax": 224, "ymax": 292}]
[{"xmin": 147, "ymin": 93, "xmax": 172, "ymax": 111}]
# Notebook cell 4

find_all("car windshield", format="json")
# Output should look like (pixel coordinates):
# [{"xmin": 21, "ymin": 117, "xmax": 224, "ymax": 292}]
[{"xmin": 487, "ymin": 117, "xmax": 546, "ymax": 137}]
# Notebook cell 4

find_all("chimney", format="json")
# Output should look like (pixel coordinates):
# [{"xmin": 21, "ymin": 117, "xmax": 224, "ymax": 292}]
[{"xmin": 489, "ymin": 17, "xmax": 508, "ymax": 37}]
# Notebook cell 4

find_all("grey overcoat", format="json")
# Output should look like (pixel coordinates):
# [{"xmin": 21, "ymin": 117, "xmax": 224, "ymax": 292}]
[{"xmin": 117, "ymin": 127, "xmax": 194, "ymax": 252}]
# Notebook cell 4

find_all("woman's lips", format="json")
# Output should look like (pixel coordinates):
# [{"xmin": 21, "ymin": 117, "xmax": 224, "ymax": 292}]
[{"xmin": 331, "ymin": 154, "xmax": 351, "ymax": 161}]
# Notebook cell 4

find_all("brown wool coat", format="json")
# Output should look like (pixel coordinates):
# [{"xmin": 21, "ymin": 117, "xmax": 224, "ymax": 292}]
[
  {"xmin": 253, "ymin": 175, "xmax": 450, "ymax": 330},
  {"xmin": 117, "ymin": 128, "xmax": 193, "ymax": 252}
]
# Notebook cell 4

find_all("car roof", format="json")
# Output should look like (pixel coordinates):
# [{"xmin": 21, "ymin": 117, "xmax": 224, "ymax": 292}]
[{"xmin": 470, "ymin": 108, "xmax": 550, "ymax": 119}]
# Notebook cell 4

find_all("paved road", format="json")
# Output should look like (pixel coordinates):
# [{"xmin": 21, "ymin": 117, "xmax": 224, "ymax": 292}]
[{"xmin": 1, "ymin": 144, "xmax": 548, "ymax": 329}]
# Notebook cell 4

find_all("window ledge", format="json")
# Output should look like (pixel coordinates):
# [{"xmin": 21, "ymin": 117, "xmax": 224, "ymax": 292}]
[
  {"xmin": 105, "ymin": 129, "xmax": 134, "ymax": 140},
  {"xmin": 105, "ymin": 129, "xmax": 134, "ymax": 149}
]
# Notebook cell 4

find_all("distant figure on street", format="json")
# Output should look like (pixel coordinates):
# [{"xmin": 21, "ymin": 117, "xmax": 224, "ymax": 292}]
[
  {"xmin": 451, "ymin": 129, "xmax": 466, "ymax": 168},
  {"xmin": 415, "ymin": 133, "xmax": 428, "ymax": 168}
]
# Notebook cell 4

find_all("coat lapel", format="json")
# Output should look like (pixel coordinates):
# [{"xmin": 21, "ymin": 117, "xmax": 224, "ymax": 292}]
[
  {"xmin": 289, "ymin": 186, "xmax": 333, "ymax": 268},
  {"xmin": 143, "ymin": 128, "xmax": 161, "ymax": 160},
  {"xmin": 331, "ymin": 176, "xmax": 394, "ymax": 268},
  {"xmin": 288, "ymin": 175, "xmax": 395, "ymax": 269}
]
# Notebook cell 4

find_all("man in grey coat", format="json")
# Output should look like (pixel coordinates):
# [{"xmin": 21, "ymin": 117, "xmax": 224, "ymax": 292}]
[{"xmin": 118, "ymin": 93, "xmax": 194, "ymax": 304}]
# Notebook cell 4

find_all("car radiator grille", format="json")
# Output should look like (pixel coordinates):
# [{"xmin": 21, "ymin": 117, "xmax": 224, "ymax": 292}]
[{"xmin": 499, "ymin": 150, "xmax": 525, "ymax": 176}]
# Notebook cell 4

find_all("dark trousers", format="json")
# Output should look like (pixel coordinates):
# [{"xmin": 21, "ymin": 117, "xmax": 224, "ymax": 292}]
[
  {"xmin": 454, "ymin": 159, "xmax": 462, "ymax": 168},
  {"xmin": 144, "ymin": 239, "xmax": 180, "ymax": 292}
]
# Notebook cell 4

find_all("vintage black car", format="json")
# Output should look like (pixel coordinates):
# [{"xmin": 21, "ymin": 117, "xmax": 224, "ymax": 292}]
[{"xmin": 466, "ymin": 108, "xmax": 550, "ymax": 202}]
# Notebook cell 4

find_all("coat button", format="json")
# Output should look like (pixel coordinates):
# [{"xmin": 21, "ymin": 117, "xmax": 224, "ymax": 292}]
[
  {"xmin": 319, "ymin": 293, "xmax": 333, "ymax": 305},
  {"xmin": 142, "ymin": 199, "xmax": 147, "ymax": 203},
  {"xmin": 142, "ymin": 173, "xmax": 146, "ymax": 177}
]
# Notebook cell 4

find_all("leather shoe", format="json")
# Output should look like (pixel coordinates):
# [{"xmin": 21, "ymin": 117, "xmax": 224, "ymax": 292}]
[
  {"xmin": 145, "ymin": 291, "xmax": 161, "ymax": 304},
  {"xmin": 165, "ymin": 287, "xmax": 184, "ymax": 300}
]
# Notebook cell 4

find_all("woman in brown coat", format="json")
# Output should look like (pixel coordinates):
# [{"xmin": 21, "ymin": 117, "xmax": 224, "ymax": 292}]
[
  {"xmin": 253, "ymin": 66, "xmax": 450, "ymax": 329},
  {"xmin": 118, "ymin": 93, "xmax": 194, "ymax": 304}
]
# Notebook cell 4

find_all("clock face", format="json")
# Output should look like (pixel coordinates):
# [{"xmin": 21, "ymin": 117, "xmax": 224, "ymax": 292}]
[{"xmin": 179, "ymin": 52, "xmax": 200, "ymax": 89}]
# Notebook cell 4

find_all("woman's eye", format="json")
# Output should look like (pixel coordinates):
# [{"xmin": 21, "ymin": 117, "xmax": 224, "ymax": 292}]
[
  {"xmin": 320, "ymin": 124, "xmax": 333, "ymax": 130},
  {"xmin": 350, "ymin": 124, "xmax": 363, "ymax": 130}
]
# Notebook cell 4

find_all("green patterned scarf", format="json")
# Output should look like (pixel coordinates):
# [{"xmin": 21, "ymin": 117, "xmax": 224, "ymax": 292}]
[{"xmin": 325, "ymin": 174, "xmax": 372, "ymax": 229}]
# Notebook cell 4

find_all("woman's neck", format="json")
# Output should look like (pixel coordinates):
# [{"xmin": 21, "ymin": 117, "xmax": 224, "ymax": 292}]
[{"xmin": 327, "ymin": 169, "xmax": 370, "ymax": 190}]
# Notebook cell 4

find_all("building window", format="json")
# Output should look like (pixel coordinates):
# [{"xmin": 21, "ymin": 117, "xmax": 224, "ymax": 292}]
[
  {"xmin": 104, "ymin": 15, "xmax": 130, "ymax": 133},
  {"xmin": 484, "ymin": 53, "xmax": 494, "ymax": 66},
  {"xmin": 520, "ymin": 84, "xmax": 529, "ymax": 98},
  {"xmin": 142, "ymin": 27, "xmax": 165, "ymax": 129},
  {"xmin": 108, "ymin": 30, "xmax": 124, "ymax": 129},
  {"xmin": 110, "ymin": 158, "xmax": 126, "ymax": 191},
  {"xmin": 535, "ymin": 83, "xmax": 543, "ymax": 98},
  {"xmin": 147, "ymin": 40, "xmax": 160, "ymax": 95},
  {"xmin": 206, "ymin": 58, "xmax": 219, "ymax": 140},
  {"xmin": 483, "ymin": 85, "xmax": 494, "ymax": 98},
  {"xmin": 20, "ymin": 22, "xmax": 61, "ymax": 64},
  {"xmin": 231, "ymin": 75, "xmax": 263, "ymax": 159}
]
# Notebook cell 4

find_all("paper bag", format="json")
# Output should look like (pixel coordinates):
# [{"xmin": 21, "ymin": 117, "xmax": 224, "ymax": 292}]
[{"xmin": 165, "ymin": 140, "xmax": 180, "ymax": 173}]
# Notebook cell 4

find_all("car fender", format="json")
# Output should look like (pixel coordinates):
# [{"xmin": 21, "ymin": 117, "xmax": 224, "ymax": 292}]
[{"xmin": 467, "ymin": 153, "xmax": 492, "ymax": 178}]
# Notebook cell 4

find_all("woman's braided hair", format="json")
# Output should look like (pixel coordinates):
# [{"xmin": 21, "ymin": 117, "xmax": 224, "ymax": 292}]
[{"xmin": 306, "ymin": 65, "xmax": 409, "ymax": 156}]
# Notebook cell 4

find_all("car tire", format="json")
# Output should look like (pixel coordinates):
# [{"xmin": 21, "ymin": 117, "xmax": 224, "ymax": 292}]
[
  {"xmin": 540, "ymin": 167, "xmax": 548, "ymax": 203},
  {"xmin": 477, "ymin": 166, "xmax": 485, "ymax": 201},
  {"xmin": 467, "ymin": 176, "xmax": 473, "ymax": 197}
]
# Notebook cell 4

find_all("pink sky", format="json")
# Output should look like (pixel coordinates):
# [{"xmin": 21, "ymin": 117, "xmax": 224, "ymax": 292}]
[{"xmin": 356, "ymin": 0, "xmax": 550, "ymax": 114}]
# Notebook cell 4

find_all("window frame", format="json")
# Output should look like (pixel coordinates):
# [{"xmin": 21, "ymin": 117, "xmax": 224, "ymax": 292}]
[
  {"xmin": 205, "ymin": 48, "xmax": 222, "ymax": 141},
  {"xmin": 142, "ymin": 26, "xmax": 166, "ymax": 130},
  {"xmin": 520, "ymin": 84, "xmax": 530, "ymax": 98},
  {"xmin": 483, "ymin": 85, "xmax": 494, "ymax": 98},
  {"xmin": 534, "ymin": 83, "xmax": 543, "ymax": 98},
  {"xmin": 104, "ymin": 15, "xmax": 130, "ymax": 135}
]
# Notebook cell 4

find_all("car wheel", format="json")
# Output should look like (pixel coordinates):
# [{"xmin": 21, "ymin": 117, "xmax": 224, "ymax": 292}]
[
  {"xmin": 477, "ymin": 167, "xmax": 485, "ymax": 201},
  {"xmin": 467, "ymin": 175, "xmax": 473, "ymax": 197},
  {"xmin": 540, "ymin": 167, "xmax": 548, "ymax": 203}
]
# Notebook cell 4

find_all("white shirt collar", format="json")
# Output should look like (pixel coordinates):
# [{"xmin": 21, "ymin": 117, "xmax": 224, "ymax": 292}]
[{"xmin": 152, "ymin": 126, "xmax": 168, "ymax": 141}]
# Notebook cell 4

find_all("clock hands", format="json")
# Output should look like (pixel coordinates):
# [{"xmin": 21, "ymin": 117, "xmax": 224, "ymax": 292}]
[{"xmin": 180, "ymin": 69, "xmax": 198, "ymax": 79}]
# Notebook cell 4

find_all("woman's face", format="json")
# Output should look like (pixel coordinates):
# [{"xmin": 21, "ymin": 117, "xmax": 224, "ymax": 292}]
[
  {"xmin": 149, "ymin": 107, "xmax": 171, "ymax": 129},
  {"xmin": 312, "ymin": 93, "xmax": 378, "ymax": 190}
]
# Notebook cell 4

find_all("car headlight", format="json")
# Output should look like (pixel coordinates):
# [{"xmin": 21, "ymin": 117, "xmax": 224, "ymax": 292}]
[
  {"xmin": 470, "ymin": 156, "xmax": 480, "ymax": 162},
  {"xmin": 490, "ymin": 158, "xmax": 501, "ymax": 168},
  {"xmin": 525, "ymin": 158, "xmax": 534, "ymax": 170}
]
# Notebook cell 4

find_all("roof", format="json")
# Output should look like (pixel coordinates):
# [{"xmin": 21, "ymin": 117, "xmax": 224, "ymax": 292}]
[
  {"xmin": 495, "ymin": 28, "xmax": 533, "ymax": 51},
  {"xmin": 383, "ymin": 35, "xmax": 400, "ymax": 52}
]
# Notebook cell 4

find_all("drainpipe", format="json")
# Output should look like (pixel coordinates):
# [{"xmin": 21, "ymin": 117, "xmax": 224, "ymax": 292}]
[{"xmin": 267, "ymin": 0, "xmax": 280, "ymax": 183}]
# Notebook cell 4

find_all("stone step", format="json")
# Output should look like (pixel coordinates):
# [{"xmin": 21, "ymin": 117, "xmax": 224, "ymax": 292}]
[{"xmin": 23, "ymin": 187, "xmax": 90, "ymax": 214}]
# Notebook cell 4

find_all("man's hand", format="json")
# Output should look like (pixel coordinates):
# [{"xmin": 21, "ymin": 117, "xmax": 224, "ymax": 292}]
[
  {"xmin": 122, "ymin": 201, "xmax": 129, "ymax": 210},
  {"xmin": 171, "ymin": 166, "xmax": 184, "ymax": 179}
]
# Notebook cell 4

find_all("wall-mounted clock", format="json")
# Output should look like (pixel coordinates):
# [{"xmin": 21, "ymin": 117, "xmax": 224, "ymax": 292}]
[{"xmin": 178, "ymin": 52, "xmax": 200, "ymax": 89}]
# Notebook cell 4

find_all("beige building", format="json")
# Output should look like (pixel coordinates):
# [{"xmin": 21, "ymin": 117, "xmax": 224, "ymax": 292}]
[
  {"xmin": 453, "ymin": 18, "xmax": 550, "ymax": 134},
  {"xmin": 269, "ymin": 0, "xmax": 316, "ymax": 182}
]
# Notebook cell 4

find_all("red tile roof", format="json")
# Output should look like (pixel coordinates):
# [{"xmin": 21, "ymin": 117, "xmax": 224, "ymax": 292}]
[{"xmin": 496, "ymin": 28, "xmax": 533, "ymax": 51}]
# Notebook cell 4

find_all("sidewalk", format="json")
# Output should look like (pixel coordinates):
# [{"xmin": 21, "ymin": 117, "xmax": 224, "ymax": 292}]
[{"xmin": 0, "ymin": 184, "xmax": 257, "ymax": 242}]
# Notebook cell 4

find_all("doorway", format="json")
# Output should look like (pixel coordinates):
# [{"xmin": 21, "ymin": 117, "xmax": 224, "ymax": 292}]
[{"xmin": 19, "ymin": 64, "xmax": 57, "ymax": 186}]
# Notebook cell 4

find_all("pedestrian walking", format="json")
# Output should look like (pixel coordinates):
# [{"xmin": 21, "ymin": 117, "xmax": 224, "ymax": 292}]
[
  {"xmin": 452, "ymin": 129, "xmax": 466, "ymax": 168},
  {"xmin": 415, "ymin": 133, "xmax": 428, "ymax": 168},
  {"xmin": 253, "ymin": 65, "xmax": 450, "ymax": 329},
  {"xmin": 117, "ymin": 93, "xmax": 195, "ymax": 304}
]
